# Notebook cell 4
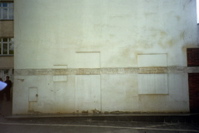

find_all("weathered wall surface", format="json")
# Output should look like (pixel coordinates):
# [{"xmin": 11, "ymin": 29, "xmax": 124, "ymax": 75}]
[
  {"xmin": 13, "ymin": 0, "xmax": 198, "ymax": 114},
  {"xmin": 0, "ymin": 21, "xmax": 14, "ymax": 37}
]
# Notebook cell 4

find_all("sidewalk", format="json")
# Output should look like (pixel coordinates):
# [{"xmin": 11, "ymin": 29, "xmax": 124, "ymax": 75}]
[
  {"xmin": 1, "ymin": 113, "xmax": 199, "ymax": 133},
  {"xmin": 5, "ymin": 113, "xmax": 199, "ymax": 123},
  {"xmin": 0, "ymin": 102, "xmax": 199, "ymax": 133},
  {"xmin": 1, "ymin": 100, "xmax": 199, "ymax": 123}
]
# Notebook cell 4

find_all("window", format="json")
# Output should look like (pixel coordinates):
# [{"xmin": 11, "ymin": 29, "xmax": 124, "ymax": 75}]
[
  {"xmin": 0, "ymin": 2, "xmax": 14, "ymax": 20},
  {"xmin": 0, "ymin": 38, "xmax": 14, "ymax": 55}
]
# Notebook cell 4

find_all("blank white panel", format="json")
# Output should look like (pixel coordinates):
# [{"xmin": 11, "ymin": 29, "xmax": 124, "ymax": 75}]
[
  {"xmin": 75, "ymin": 75, "xmax": 101, "ymax": 112},
  {"xmin": 154, "ymin": 74, "xmax": 168, "ymax": 94},
  {"xmin": 138, "ymin": 74, "xmax": 155, "ymax": 94},
  {"xmin": 53, "ymin": 75, "xmax": 67, "ymax": 82},
  {"xmin": 138, "ymin": 54, "xmax": 167, "ymax": 67},
  {"xmin": 138, "ymin": 74, "xmax": 168, "ymax": 94},
  {"xmin": 76, "ymin": 52, "xmax": 100, "ymax": 68}
]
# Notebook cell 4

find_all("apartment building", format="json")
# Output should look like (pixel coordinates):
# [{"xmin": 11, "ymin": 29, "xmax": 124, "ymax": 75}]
[{"xmin": 0, "ymin": 0, "xmax": 14, "ymax": 81}]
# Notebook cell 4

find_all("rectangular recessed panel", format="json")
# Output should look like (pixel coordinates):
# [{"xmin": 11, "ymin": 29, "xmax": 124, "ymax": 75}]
[
  {"xmin": 138, "ymin": 74, "xmax": 155, "ymax": 94},
  {"xmin": 138, "ymin": 74, "xmax": 168, "ymax": 94},
  {"xmin": 138, "ymin": 54, "xmax": 168, "ymax": 94},
  {"xmin": 75, "ymin": 75, "xmax": 101, "ymax": 112},
  {"xmin": 154, "ymin": 74, "xmax": 168, "ymax": 94},
  {"xmin": 53, "ymin": 75, "xmax": 67, "ymax": 82}
]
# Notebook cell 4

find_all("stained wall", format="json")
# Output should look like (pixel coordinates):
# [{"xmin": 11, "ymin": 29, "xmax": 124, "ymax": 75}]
[{"xmin": 13, "ymin": 0, "xmax": 198, "ymax": 114}]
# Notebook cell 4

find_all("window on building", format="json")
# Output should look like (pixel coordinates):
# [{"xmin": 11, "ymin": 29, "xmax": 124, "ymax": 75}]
[
  {"xmin": 0, "ymin": 2, "xmax": 14, "ymax": 20},
  {"xmin": 0, "ymin": 38, "xmax": 14, "ymax": 55}
]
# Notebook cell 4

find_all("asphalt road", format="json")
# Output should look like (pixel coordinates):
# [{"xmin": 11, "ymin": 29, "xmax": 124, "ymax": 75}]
[
  {"xmin": 0, "ymin": 117, "xmax": 199, "ymax": 133},
  {"xmin": 0, "ymin": 122, "xmax": 199, "ymax": 133}
]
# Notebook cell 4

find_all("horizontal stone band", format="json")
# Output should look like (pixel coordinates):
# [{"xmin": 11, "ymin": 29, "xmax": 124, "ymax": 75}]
[{"xmin": 14, "ymin": 67, "xmax": 199, "ymax": 76}]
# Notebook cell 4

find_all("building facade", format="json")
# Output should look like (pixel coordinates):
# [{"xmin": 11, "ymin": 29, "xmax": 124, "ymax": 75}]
[
  {"xmin": 0, "ymin": 0, "xmax": 14, "ymax": 82},
  {"xmin": 13, "ymin": 0, "xmax": 199, "ymax": 115}
]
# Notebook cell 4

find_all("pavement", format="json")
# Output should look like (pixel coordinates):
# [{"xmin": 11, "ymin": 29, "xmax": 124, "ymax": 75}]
[{"xmin": 0, "ymin": 101, "xmax": 199, "ymax": 133}]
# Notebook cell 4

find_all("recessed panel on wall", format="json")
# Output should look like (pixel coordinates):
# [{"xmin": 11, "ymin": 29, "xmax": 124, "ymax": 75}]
[
  {"xmin": 138, "ymin": 54, "xmax": 168, "ymax": 94},
  {"xmin": 75, "ymin": 52, "xmax": 101, "ymax": 113},
  {"xmin": 52, "ymin": 75, "xmax": 75, "ymax": 113},
  {"xmin": 138, "ymin": 74, "xmax": 168, "ymax": 94},
  {"xmin": 53, "ymin": 75, "xmax": 67, "ymax": 82},
  {"xmin": 75, "ymin": 75, "xmax": 101, "ymax": 113}
]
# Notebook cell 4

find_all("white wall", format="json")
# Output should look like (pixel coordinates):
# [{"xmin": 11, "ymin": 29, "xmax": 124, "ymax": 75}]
[{"xmin": 13, "ymin": 0, "xmax": 198, "ymax": 114}]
